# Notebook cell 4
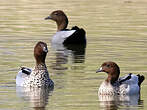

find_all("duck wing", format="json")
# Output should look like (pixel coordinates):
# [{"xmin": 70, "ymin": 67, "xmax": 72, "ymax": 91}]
[
  {"xmin": 16, "ymin": 67, "xmax": 32, "ymax": 86},
  {"xmin": 63, "ymin": 26, "xmax": 86, "ymax": 45},
  {"xmin": 118, "ymin": 73, "xmax": 132, "ymax": 84},
  {"xmin": 118, "ymin": 73, "xmax": 144, "ymax": 95},
  {"xmin": 118, "ymin": 73, "xmax": 145, "ymax": 86},
  {"xmin": 20, "ymin": 67, "xmax": 32, "ymax": 75}
]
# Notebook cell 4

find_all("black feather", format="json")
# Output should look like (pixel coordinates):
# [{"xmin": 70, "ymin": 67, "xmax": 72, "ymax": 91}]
[
  {"xmin": 119, "ymin": 73, "xmax": 132, "ymax": 84},
  {"xmin": 63, "ymin": 26, "xmax": 86, "ymax": 45},
  {"xmin": 137, "ymin": 74, "xmax": 145, "ymax": 87},
  {"xmin": 21, "ymin": 67, "xmax": 31, "ymax": 75}
]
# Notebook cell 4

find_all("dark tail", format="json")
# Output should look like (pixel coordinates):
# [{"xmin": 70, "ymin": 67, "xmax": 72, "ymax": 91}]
[{"xmin": 137, "ymin": 74, "xmax": 145, "ymax": 87}]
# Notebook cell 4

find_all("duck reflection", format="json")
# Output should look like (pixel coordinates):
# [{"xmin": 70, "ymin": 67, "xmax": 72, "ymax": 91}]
[
  {"xmin": 50, "ymin": 43, "xmax": 86, "ymax": 71},
  {"xmin": 64, "ymin": 44, "xmax": 86, "ymax": 63},
  {"xmin": 98, "ymin": 94, "xmax": 143, "ymax": 110},
  {"xmin": 16, "ymin": 86, "xmax": 53, "ymax": 110}
]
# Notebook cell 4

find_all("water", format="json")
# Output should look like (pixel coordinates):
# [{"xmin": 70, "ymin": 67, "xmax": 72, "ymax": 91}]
[{"xmin": 0, "ymin": 0, "xmax": 147, "ymax": 109}]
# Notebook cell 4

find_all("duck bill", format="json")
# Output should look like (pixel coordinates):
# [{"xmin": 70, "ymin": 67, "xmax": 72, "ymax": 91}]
[
  {"xmin": 44, "ymin": 16, "xmax": 52, "ymax": 20},
  {"xmin": 96, "ymin": 67, "xmax": 103, "ymax": 73}
]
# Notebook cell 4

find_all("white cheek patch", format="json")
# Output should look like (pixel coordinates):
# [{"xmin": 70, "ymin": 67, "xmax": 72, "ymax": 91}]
[{"xmin": 43, "ymin": 47, "xmax": 48, "ymax": 53}]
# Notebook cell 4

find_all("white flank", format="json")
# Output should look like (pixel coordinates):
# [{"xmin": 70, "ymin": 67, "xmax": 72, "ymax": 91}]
[
  {"xmin": 52, "ymin": 30, "xmax": 76, "ymax": 44},
  {"xmin": 16, "ymin": 68, "xmax": 32, "ymax": 86}
]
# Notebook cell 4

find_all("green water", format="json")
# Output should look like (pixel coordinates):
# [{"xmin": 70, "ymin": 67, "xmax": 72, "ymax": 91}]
[{"xmin": 0, "ymin": 0, "xmax": 147, "ymax": 110}]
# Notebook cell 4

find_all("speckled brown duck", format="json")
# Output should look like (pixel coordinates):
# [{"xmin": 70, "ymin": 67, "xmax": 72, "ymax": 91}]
[
  {"xmin": 96, "ymin": 61, "xmax": 144, "ymax": 95},
  {"xmin": 16, "ymin": 41, "xmax": 54, "ymax": 88}
]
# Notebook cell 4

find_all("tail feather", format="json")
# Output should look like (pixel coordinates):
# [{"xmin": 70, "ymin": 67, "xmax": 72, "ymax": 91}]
[{"xmin": 137, "ymin": 74, "xmax": 145, "ymax": 87}]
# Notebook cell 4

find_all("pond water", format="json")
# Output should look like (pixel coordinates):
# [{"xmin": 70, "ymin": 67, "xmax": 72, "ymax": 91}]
[{"xmin": 0, "ymin": 0, "xmax": 147, "ymax": 110}]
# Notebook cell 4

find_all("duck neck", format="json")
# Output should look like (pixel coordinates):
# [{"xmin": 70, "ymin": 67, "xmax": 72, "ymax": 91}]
[
  {"xmin": 34, "ymin": 52, "xmax": 47, "ymax": 66},
  {"xmin": 35, "ymin": 56, "xmax": 46, "ymax": 65},
  {"xmin": 56, "ymin": 21, "xmax": 68, "ymax": 31},
  {"xmin": 35, "ymin": 62, "xmax": 47, "ymax": 70},
  {"xmin": 106, "ymin": 71, "xmax": 120, "ymax": 84}
]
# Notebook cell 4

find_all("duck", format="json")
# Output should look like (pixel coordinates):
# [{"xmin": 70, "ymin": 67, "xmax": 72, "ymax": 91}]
[
  {"xmin": 45, "ymin": 10, "xmax": 86, "ymax": 45},
  {"xmin": 16, "ymin": 41, "xmax": 54, "ymax": 88},
  {"xmin": 96, "ymin": 61, "xmax": 145, "ymax": 95}
]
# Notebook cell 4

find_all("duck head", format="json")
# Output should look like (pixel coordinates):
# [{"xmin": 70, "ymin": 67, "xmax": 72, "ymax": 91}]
[
  {"xmin": 45, "ymin": 10, "xmax": 68, "ymax": 31},
  {"xmin": 96, "ymin": 61, "xmax": 120, "ymax": 84},
  {"xmin": 34, "ymin": 41, "xmax": 48, "ymax": 65}
]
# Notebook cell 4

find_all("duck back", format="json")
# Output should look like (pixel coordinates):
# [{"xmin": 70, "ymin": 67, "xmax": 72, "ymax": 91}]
[
  {"xmin": 63, "ymin": 26, "xmax": 86, "ymax": 44},
  {"xmin": 119, "ymin": 74, "xmax": 145, "ymax": 95}
]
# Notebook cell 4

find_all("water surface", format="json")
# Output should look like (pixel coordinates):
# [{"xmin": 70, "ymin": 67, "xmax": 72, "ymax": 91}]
[{"xmin": 0, "ymin": 0, "xmax": 147, "ymax": 110}]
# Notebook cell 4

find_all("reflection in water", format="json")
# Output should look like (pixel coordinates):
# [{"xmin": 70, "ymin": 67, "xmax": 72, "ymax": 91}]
[
  {"xmin": 16, "ymin": 86, "xmax": 53, "ymax": 110},
  {"xmin": 50, "ymin": 43, "xmax": 86, "ymax": 71},
  {"xmin": 98, "ymin": 94, "xmax": 143, "ymax": 110},
  {"xmin": 64, "ymin": 44, "xmax": 86, "ymax": 63},
  {"xmin": 1, "ymin": 0, "xmax": 147, "ymax": 109}
]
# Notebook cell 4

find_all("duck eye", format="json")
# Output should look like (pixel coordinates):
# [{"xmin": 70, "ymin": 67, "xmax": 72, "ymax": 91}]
[
  {"xmin": 107, "ymin": 64, "xmax": 110, "ymax": 67},
  {"xmin": 54, "ymin": 12, "xmax": 58, "ymax": 15}
]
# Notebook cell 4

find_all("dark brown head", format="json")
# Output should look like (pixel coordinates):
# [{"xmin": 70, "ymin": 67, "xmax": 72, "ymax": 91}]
[
  {"xmin": 45, "ymin": 10, "xmax": 68, "ymax": 31},
  {"xmin": 34, "ymin": 41, "xmax": 48, "ymax": 65},
  {"xmin": 96, "ymin": 61, "xmax": 120, "ymax": 84}
]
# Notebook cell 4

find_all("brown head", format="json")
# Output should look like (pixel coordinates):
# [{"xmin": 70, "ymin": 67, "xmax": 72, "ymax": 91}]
[
  {"xmin": 34, "ymin": 41, "xmax": 48, "ymax": 65},
  {"xmin": 96, "ymin": 61, "xmax": 120, "ymax": 84},
  {"xmin": 45, "ymin": 10, "xmax": 68, "ymax": 31}
]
